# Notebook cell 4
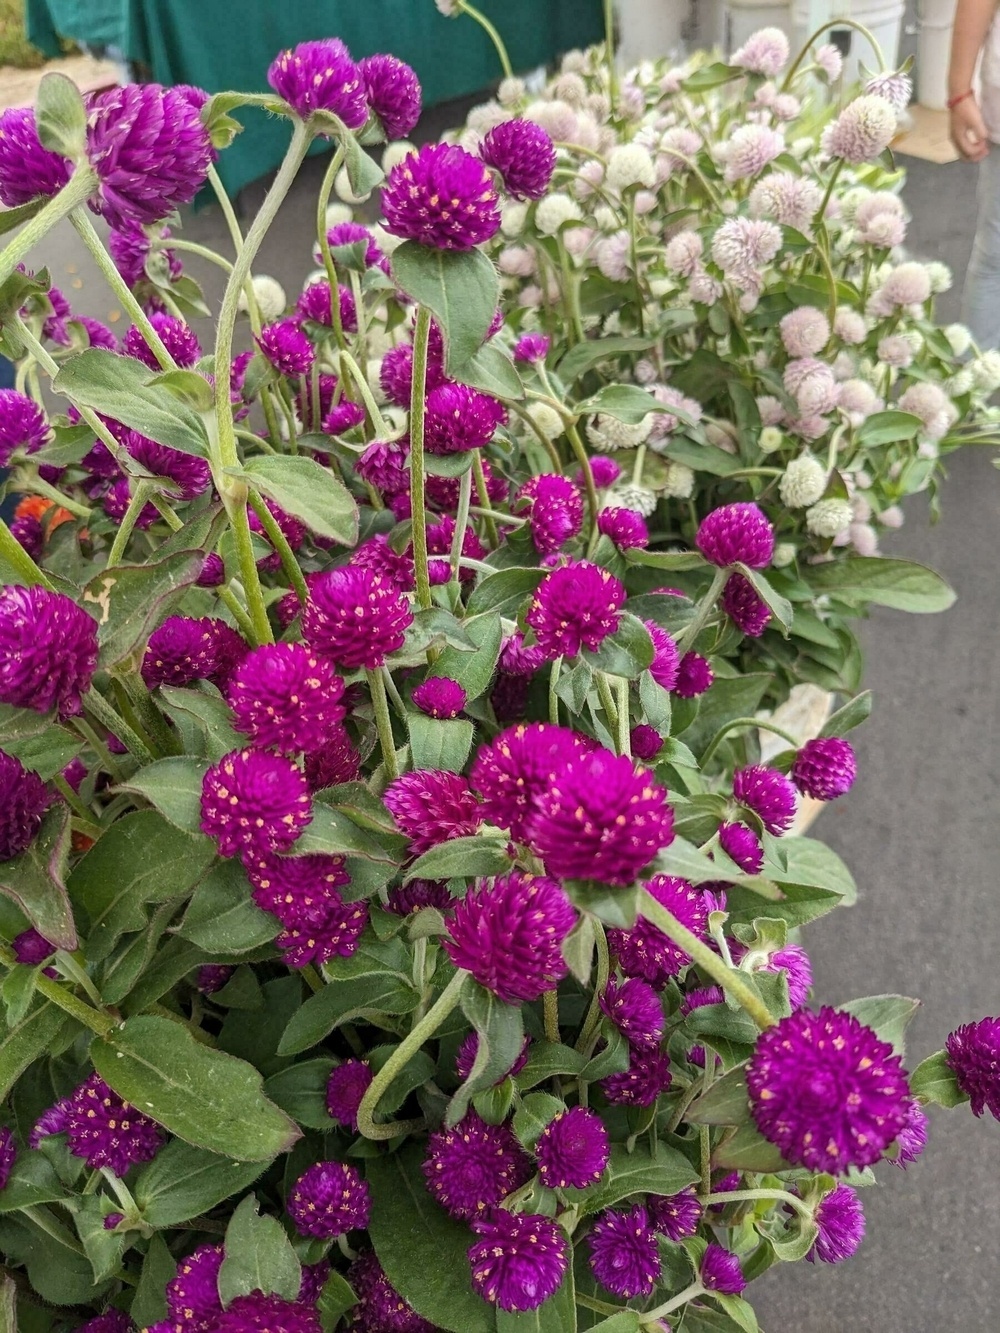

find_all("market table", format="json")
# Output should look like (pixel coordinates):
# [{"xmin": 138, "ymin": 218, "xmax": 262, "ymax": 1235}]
[{"xmin": 26, "ymin": 0, "xmax": 603, "ymax": 197}]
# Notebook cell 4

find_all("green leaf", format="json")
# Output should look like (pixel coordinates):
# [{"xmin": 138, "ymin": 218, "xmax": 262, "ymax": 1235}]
[
  {"xmin": 293, "ymin": 803, "xmax": 405, "ymax": 862},
  {"xmin": 562, "ymin": 915, "xmax": 596, "ymax": 985},
  {"xmin": 713, "ymin": 1121, "xmax": 790, "ymax": 1173},
  {"xmin": 179, "ymin": 858, "xmax": 277, "ymax": 954},
  {"xmin": 1, "ymin": 724, "xmax": 79, "ymax": 781},
  {"xmin": 0, "ymin": 1214, "xmax": 105, "ymax": 1306},
  {"xmin": 840, "ymin": 995, "xmax": 920, "ymax": 1055},
  {"xmin": 35, "ymin": 72, "xmax": 87, "ymax": 157},
  {"xmin": 516, "ymin": 1042, "xmax": 587, "ymax": 1090},
  {"xmin": 264, "ymin": 1058, "xmax": 336, "ymax": 1130},
  {"xmin": 821, "ymin": 690, "xmax": 872, "ymax": 737},
  {"xmin": 686, "ymin": 1066, "xmax": 752, "ymax": 1126},
  {"xmin": 662, "ymin": 437, "xmax": 744, "ymax": 476},
  {"xmin": 0, "ymin": 197, "xmax": 47, "ymax": 238},
  {"xmin": 711, "ymin": 1293, "xmax": 759, "ymax": 1333},
  {"xmin": 0, "ymin": 1152, "xmax": 66, "ymax": 1212},
  {"xmin": 131, "ymin": 1234, "xmax": 176, "ymax": 1328},
  {"xmin": 278, "ymin": 972, "xmax": 418, "ymax": 1057},
  {"xmin": 405, "ymin": 835, "xmax": 512, "ymax": 883},
  {"xmin": 158, "ymin": 686, "xmax": 242, "ymax": 760},
  {"xmin": 558, "ymin": 336, "xmax": 657, "ymax": 382},
  {"xmin": 806, "ymin": 557, "xmax": 956, "ymax": 613},
  {"xmin": 0, "ymin": 804, "xmax": 75, "ymax": 950},
  {"xmin": 460, "ymin": 342, "xmax": 524, "ymax": 399},
  {"xmin": 240, "ymin": 455, "xmax": 359, "ymax": 545},
  {"xmin": 426, "ymin": 613, "xmax": 502, "ymax": 701},
  {"xmin": 584, "ymin": 1315, "xmax": 641, "ymax": 1333},
  {"xmin": 408, "ymin": 715, "xmax": 475, "ymax": 773},
  {"xmin": 586, "ymin": 613, "xmax": 654, "ymax": 679},
  {"xmin": 768, "ymin": 837, "xmax": 857, "ymax": 906},
  {"xmin": 0, "ymin": 1001, "xmax": 77, "ymax": 1100},
  {"xmin": 367, "ymin": 1143, "xmax": 497, "ymax": 1333},
  {"xmin": 682, "ymin": 673, "xmax": 774, "ymax": 757},
  {"xmin": 467, "ymin": 567, "xmax": 545, "ymax": 617},
  {"xmin": 72, "ymin": 1193, "xmax": 125, "ymax": 1282},
  {"xmin": 318, "ymin": 1270, "xmax": 358, "ymax": 1332},
  {"xmin": 70, "ymin": 810, "xmax": 215, "ymax": 962},
  {"xmin": 856, "ymin": 410, "xmax": 923, "ymax": 446},
  {"xmin": 682, "ymin": 60, "xmax": 741, "ymax": 89},
  {"xmin": 910, "ymin": 1049, "xmax": 968, "ymax": 1108},
  {"xmin": 627, "ymin": 549, "xmax": 706, "ymax": 572},
  {"xmin": 563, "ymin": 881, "xmax": 640, "ymax": 929},
  {"xmin": 54, "ymin": 349, "xmax": 211, "ymax": 457},
  {"xmin": 575, "ymin": 384, "xmax": 656, "ymax": 423},
  {"xmin": 391, "ymin": 243, "xmax": 499, "ymax": 377},
  {"xmin": 496, "ymin": 1270, "xmax": 575, "ymax": 1333},
  {"xmin": 512, "ymin": 1091, "xmax": 563, "ymax": 1151},
  {"xmin": 219, "ymin": 1194, "xmax": 301, "ymax": 1304},
  {"xmin": 84, "ymin": 550, "xmax": 205, "ymax": 668},
  {"xmin": 582, "ymin": 1142, "xmax": 698, "ymax": 1213},
  {"xmin": 134, "ymin": 1139, "xmax": 270, "ymax": 1228},
  {"xmin": 119, "ymin": 756, "xmax": 210, "ymax": 837},
  {"xmin": 90, "ymin": 1014, "xmax": 301, "ymax": 1160},
  {"xmin": 343, "ymin": 131, "xmax": 385, "ymax": 196},
  {"xmin": 450, "ymin": 983, "xmax": 524, "ymax": 1124},
  {"xmin": 735, "ymin": 566, "xmax": 793, "ymax": 634}
]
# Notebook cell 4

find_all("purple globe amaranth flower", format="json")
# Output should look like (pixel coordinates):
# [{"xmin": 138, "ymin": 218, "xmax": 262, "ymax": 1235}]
[
  {"xmin": 719, "ymin": 820, "xmax": 764, "ymax": 874},
  {"xmin": 298, "ymin": 1260, "xmax": 330, "ymax": 1306},
  {"xmin": 588, "ymin": 455, "xmax": 622, "ymax": 488},
  {"xmin": 356, "ymin": 436, "xmax": 411, "ymax": 495},
  {"xmin": 12, "ymin": 926, "xmax": 56, "ymax": 965},
  {"xmin": 893, "ymin": 1098, "xmax": 929, "ymax": 1167},
  {"xmin": 526, "ymin": 561, "xmax": 626, "ymax": 659},
  {"xmin": 646, "ymin": 620, "xmax": 680, "ymax": 691},
  {"xmin": 382, "ymin": 143, "xmax": 501, "ymax": 250},
  {"xmin": 588, "ymin": 1205, "xmax": 660, "ymax": 1298},
  {"xmin": 326, "ymin": 1059, "xmax": 373, "ymax": 1130},
  {"xmin": 0, "ymin": 107, "xmax": 71, "ymax": 205},
  {"xmin": 384, "ymin": 769, "xmax": 480, "ymax": 856},
  {"xmin": 228, "ymin": 642, "xmax": 346, "ymax": 755},
  {"xmin": 426, "ymin": 514, "xmax": 486, "ymax": 584},
  {"xmin": 675, "ymin": 650, "xmax": 713, "ymax": 698},
  {"xmin": 200, "ymin": 748, "xmax": 312, "ymax": 860},
  {"xmin": 380, "ymin": 341, "xmax": 449, "ymax": 406},
  {"xmin": 350, "ymin": 534, "xmax": 415, "ymax": 592},
  {"xmin": 142, "ymin": 615, "xmax": 234, "ymax": 689},
  {"xmin": 721, "ymin": 571, "xmax": 771, "ymax": 637},
  {"xmin": 702, "ymin": 1243, "xmax": 746, "ymax": 1294},
  {"xmin": 268, "ymin": 39, "xmax": 368, "ymax": 127},
  {"xmin": 630, "ymin": 724, "xmax": 662, "ymax": 761},
  {"xmin": 600, "ymin": 975, "xmax": 665, "ymax": 1050},
  {"xmin": 0, "ymin": 389, "xmax": 49, "ymax": 465},
  {"xmin": 212, "ymin": 1292, "xmax": 322, "ymax": 1333},
  {"xmin": 526, "ymin": 748, "xmax": 675, "ymax": 887},
  {"xmin": 108, "ymin": 221, "xmax": 153, "ymax": 286},
  {"xmin": 297, "ymin": 280, "xmax": 357, "ymax": 333},
  {"xmin": 444, "ymin": 871, "xmax": 575, "ymax": 1003},
  {"xmin": 537, "ymin": 1106, "xmax": 609, "ymax": 1189},
  {"xmin": 0, "ymin": 585, "xmax": 98, "ymax": 716},
  {"xmin": 468, "ymin": 1210, "xmax": 568, "ymax": 1312},
  {"xmin": 288, "ymin": 1160, "xmax": 371, "ymax": 1238},
  {"xmin": 123, "ymin": 313, "xmax": 201, "ymax": 369},
  {"xmin": 65, "ymin": 1074, "xmax": 163, "ymax": 1174},
  {"xmin": 10, "ymin": 514, "xmax": 43, "ymax": 562},
  {"xmin": 349, "ymin": 1251, "xmax": 436, "ymax": 1333},
  {"xmin": 247, "ymin": 499, "xmax": 307, "ymax": 568},
  {"xmin": 197, "ymin": 552, "xmax": 225, "ymax": 588},
  {"xmin": 424, "ymin": 382, "xmax": 506, "ymax": 455},
  {"xmin": 792, "ymin": 736, "xmax": 858, "ymax": 801},
  {"xmin": 258, "ymin": 318, "xmax": 315, "ymax": 376},
  {"xmin": 514, "ymin": 332, "xmax": 550, "ymax": 363},
  {"xmin": 748, "ymin": 1006, "xmax": 912, "ymax": 1172},
  {"xmin": 104, "ymin": 475, "xmax": 159, "ymax": 530},
  {"xmin": 946, "ymin": 1016, "xmax": 1000, "ymax": 1119},
  {"xmin": 767, "ymin": 943, "xmax": 813, "ymax": 1009},
  {"xmin": 304, "ymin": 726, "xmax": 362, "ymax": 792},
  {"xmin": 275, "ymin": 894, "xmax": 368, "ymax": 969},
  {"xmin": 246, "ymin": 849, "xmax": 350, "ymax": 927},
  {"xmin": 303, "ymin": 566, "xmax": 413, "ymax": 670},
  {"xmin": 608, "ymin": 875, "xmax": 708, "ymax": 988},
  {"xmin": 423, "ymin": 1110, "xmax": 531, "ymax": 1220},
  {"xmin": 809, "ymin": 1183, "xmax": 866, "ymax": 1264},
  {"xmin": 359, "ymin": 54, "xmax": 422, "ymax": 140},
  {"xmin": 733, "ymin": 765, "xmax": 798, "ymax": 835},
  {"xmin": 471, "ymin": 722, "xmax": 591, "ymax": 840},
  {"xmin": 514, "ymin": 474, "xmax": 583, "ymax": 554},
  {"xmin": 598, "ymin": 506, "xmax": 649, "ymax": 550},
  {"xmin": 79, "ymin": 316, "xmax": 120, "ymax": 351},
  {"xmin": 0, "ymin": 753, "xmax": 53, "ymax": 862},
  {"xmin": 455, "ymin": 1032, "xmax": 530, "ymax": 1084},
  {"xmin": 31, "ymin": 1097, "xmax": 71, "ymax": 1148},
  {"xmin": 0, "ymin": 1126, "xmax": 16, "ymax": 1189},
  {"xmin": 166, "ymin": 1242, "xmax": 223, "ymax": 1326},
  {"xmin": 696, "ymin": 501, "xmax": 775, "ymax": 569},
  {"xmin": 648, "ymin": 1187, "xmax": 701, "ymax": 1240},
  {"xmin": 601, "ymin": 1048, "xmax": 672, "ymax": 1106},
  {"xmin": 323, "ymin": 400, "xmax": 366, "ymax": 436},
  {"xmin": 479, "ymin": 119, "xmax": 557, "ymax": 201},
  {"xmin": 196, "ymin": 963, "xmax": 233, "ymax": 994},
  {"xmin": 412, "ymin": 676, "xmax": 466, "ymax": 719},
  {"xmin": 85, "ymin": 84, "xmax": 213, "ymax": 227},
  {"xmin": 126, "ymin": 430, "xmax": 211, "ymax": 500},
  {"xmin": 75, "ymin": 1313, "xmax": 133, "ymax": 1333}
]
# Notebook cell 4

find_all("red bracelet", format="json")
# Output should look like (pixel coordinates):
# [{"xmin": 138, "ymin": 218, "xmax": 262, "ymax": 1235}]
[{"xmin": 947, "ymin": 89, "xmax": 975, "ymax": 110}]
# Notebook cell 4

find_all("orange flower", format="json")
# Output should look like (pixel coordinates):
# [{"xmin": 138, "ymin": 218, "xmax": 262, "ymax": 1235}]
[{"xmin": 14, "ymin": 495, "xmax": 75, "ymax": 532}]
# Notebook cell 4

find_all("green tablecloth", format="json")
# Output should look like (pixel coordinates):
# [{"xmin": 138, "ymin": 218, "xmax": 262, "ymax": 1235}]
[{"xmin": 27, "ymin": 0, "xmax": 603, "ymax": 197}]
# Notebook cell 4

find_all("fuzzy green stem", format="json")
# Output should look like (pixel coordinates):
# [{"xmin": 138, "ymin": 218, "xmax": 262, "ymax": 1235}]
[
  {"xmin": 471, "ymin": 452, "xmax": 500, "ymax": 548},
  {"xmin": 107, "ymin": 483, "xmax": 155, "ymax": 567},
  {"xmin": 642, "ymin": 1282, "xmax": 704, "ymax": 1326},
  {"xmin": 367, "ymin": 668, "xmax": 399, "ymax": 782},
  {"xmin": 0, "ymin": 944, "xmax": 114, "ymax": 1038},
  {"xmin": 0, "ymin": 167, "xmax": 96, "ymax": 284},
  {"xmin": 575, "ymin": 919, "xmax": 610, "ymax": 1054},
  {"xmin": 456, "ymin": 0, "xmax": 514, "ymax": 79},
  {"xmin": 564, "ymin": 422, "xmax": 600, "ymax": 542},
  {"xmin": 51, "ymin": 775, "xmax": 94, "ymax": 825},
  {"xmin": 165, "ymin": 237, "xmax": 234, "ymax": 275},
  {"xmin": 225, "ymin": 490, "xmax": 273, "ymax": 647},
  {"xmin": 247, "ymin": 491, "xmax": 308, "ymax": 608},
  {"xmin": 602, "ymin": 0, "xmax": 619, "ymax": 107},
  {"xmin": 707, "ymin": 1187, "xmax": 813, "ymax": 1222},
  {"xmin": 626, "ymin": 193, "xmax": 644, "ymax": 335},
  {"xmin": 543, "ymin": 989, "xmax": 560, "ymax": 1043},
  {"xmin": 149, "ymin": 495, "xmax": 183, "ymax": 531},
  {"xmin": 338, "ymin": 347, "xmax": 388, "ymax": 437},
  {"xmin": 450, "ymin": 467, "xmax": 473, "ymax": 588},
  {"xmin": 815, "ymin": 160, "xmax": 845, "ymax": 232},
  {"xmin": 548, "ymin": 655, "xmax": 563, "ymax": 725},
  {"xmin": 14, "ymin": 471, "xmax": 91, "ymax": 519},
  {"xmin": 676, "ymin": 567, "xmax": 728, "ymax": 650},
  {"xmin": 409, "ymin": 306, "xmax": 433, "ymax": 610},
  {"xmin": 207, "ymin": 164, "xmax": 264, "ymax": 333},
  {"xmin": 615, "ymin": 676, "xmax": 631, "ymax": 756},
  {"xmin": 782, "ymin": 18, "xmax": 885, "ymax": 91},
  {"xmin": 596, "ymin": 671, "xmax": 621, "ymax": 749},
  {"xmin": 316, "ymin": 145, "xmax": 348, "ymax": 348},
  {"xmin": 84, "ymin": 688, "xmax": 154, "ymax": 764},
  {"xmin": 217, "ymin": 585, "xmax": 257, "ymax": 641},
  {"xmin": 700, "ymin": 717, "xmax": 802, "ymax": 770},
  {"xmin": 555, "ymin": 236, "xmax": 585, "ymax": 345}
]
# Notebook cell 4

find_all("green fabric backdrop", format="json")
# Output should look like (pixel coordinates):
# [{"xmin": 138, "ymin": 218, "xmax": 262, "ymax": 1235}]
[{"xmin": 27, "ymin": 0, "xmax": 603, "ymax": 197}]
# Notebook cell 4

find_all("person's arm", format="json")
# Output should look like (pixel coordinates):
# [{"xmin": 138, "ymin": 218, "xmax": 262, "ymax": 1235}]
[{"xmin": 949, "ymin": 0, "xmax": 998, "ymax": 160}]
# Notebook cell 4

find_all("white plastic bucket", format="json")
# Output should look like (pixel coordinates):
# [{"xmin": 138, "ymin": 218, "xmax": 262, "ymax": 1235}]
[
  {"xmin": 616, "ymin": 0, "xmax": 687, "ymax": 66},
  {"xmin": 917, "ymin": 0, "xmax": 957, "ymax": 108},
  {"xmin": 791, "ymin": 0, "xmax": 905, "ymax": 86}
]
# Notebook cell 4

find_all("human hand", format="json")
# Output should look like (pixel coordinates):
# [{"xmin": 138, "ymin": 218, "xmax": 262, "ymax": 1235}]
[{"xmin": 950, "ymin": 94, "xmax": 991, "ymax": 161}]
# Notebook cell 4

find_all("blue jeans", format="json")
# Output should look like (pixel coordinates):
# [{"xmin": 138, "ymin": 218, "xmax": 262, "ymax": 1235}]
[{"xmin": 963, "ymin": 149, "xmax": 1000, "ymax": 349}]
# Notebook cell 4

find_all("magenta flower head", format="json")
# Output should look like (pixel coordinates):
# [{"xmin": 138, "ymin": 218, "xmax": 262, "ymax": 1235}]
[
  {"xmin": 748, "ymin": 1006, "xmax": 912, "ymax": 1172},
  {"xmin": 537, "ymin": 1106, "xmax": 609, "ymax": 1189},
  {"xmin": 10, "ymin": 514, "xmax": 43, "ymax": 561},
  {"xmin": 646, "ymin": 621, "xmax": 680, "ymax": 691},
  {"xmin": 515, "ymin": 474, "xmax": 583, "ymax": 554},
  {"xmin": 85, "ymin": 84, "xmax": 213, "ymax": 227},
  {"xmin": 297, "ymin": 280, "xmax": 356, "ymax": 332},
  {"xmin": 733, "ymin": 765, "xmax": 797, "ymax": 835},
  {"xmin": 589, "ymin": 455, "xmax": 622, "ymax": 488},
  {"xmin": 196, "ymin": 963, "xmax": 233, "ymax": 994},
  {"xmin": 674, "ymin": 650, "xmax": 713, "ymax": 698},
  {"xmin": 65, "ymin": 1073, "xmax": 163, "ymax": 1174},
  {"xmin": 0, "ymin": 389, "xmax": 49, "ymax": 465},
  {"xmin": 288, "ymin": 1160, "xmax": 371, "ymax": 1238},
  {"xmin": 526, "ymin": 748, "xmax": 675, "ymax": 886},
  {"xmin": 123, "ymin": 313, "xmax": 201, "ymax": 369},
  {"xmin": 608, "ymin": 875, "xmax": 708, "ymax": 988},
  {"xmin": 630, "ymin": 725, "xmax": 662, "ymax": 761},
  {"xmin": 166, "ymin": 1243, "xmax": 223, "ymax": 1327},
  {"xmin": 472, "ymin": 722, "xmax": 592, "ymax": 840},
  {"xmin": 513, "ymin": 332, "xmax": 550, "ymax": 363},
  {"xmin": 126, "ymin": 430, "xmax": 211, "ymax": 501},
  {"xmin": 12, "ymin": 925, "xmax": 56, "ymax": 965},
  {"xmin": 275, "ymin": 893, "xmax": 368, "ymax": 970},
  {"xmin": 423, "ymin": 1111, "xmax": 531, "ymax": 1220},
  {"xmin": 382, "ymin": 143, "xmax": 501, "ymax": 250},
  {"xmin": 588, "ymin": 1205, "xmax": 660, "ymax": 1298},
  {"xmin": 479, "ymin": 119, "xmax": 556, "ymax": 200},
  {"xmin": 648, "ymin": 1187, "xmax": 701, "ymax": 1240},
  {"xmin": 228, "ymin": 642, "xmax": 346, "ymax": 755},
  {"xmin": 468, "ymin": 1210, "xmax": 568, "ymax": 1312},
  {"xmin": 304, "ymin": 566, "xmax": 412, "ymax": 670},
  {"xmin": 701, "ymin": 1243, "xmax": 746, "ymax": 1294},
  {"xmin": 526, "ymin": 561, "xmax": 626, "ymax": 659},
  {"xmin": 424, "ymin": 382, "xmax": 506, "ymax": 454},
  {"xmin": 349, "ymin": 1251, "xmax": 436, "ymax": 1333},
  {"xmin": 200, "ymin": 748, "xmax": 312, "ymax": 860},
  {"xmin": 258, "ymin": 318, "xmax": 315, "ymax": 376},
  {"xmin": 0, "ymin": 752, "xmax": 52, "ymax": 862},
  {"xmin": 323, "ymin": 400, "xmax": 366, "ymax": 435},
  {"xmin": 598, "ymin": 507, "xmax": 649, "ymax": 550},
  {"xmin": 384, "ymin": 769, "xmax": 481, "ymax": 856},
  {"xmin": 0, "ymin": 585, "xmax": 98, "ymax": 716},
  {"xmin": 0, "ymin": 107, "xmax": 71, "ymax": 205},
  {"xmin": 142, "ymin": 615, "xmax": 228, "ymax": 689},
  {"xmin": 809, "ymin": 1183, "xmax": 866, "ymax": 1264},
  {"xmin": 601, "ymin": 1048, "xmax": 672, "ymax": 1106},
  {"xmin": 792, "ymin": 736, "xmax": 858, "ymax": 801},
  {"xmin": 456, "ymin": 1033, "xmax": 530, "ymax": 1084},
  {"xmin": 326, "ymin": 1060, "xmax": 373, "ymax": 1131},
  {"xmin": 75, "ymin": 1313, "xmax": 133, "ymax": 1333},
  {"xmin": 719, "ymin": 820, "xmax": 764, "ymax": 874},
  {"xmin": 696, "ymin": 501, "xmax": 774, "ymax": 569},
  {"xmin": 359, "ymin": 54, "xmax": 422, "ymax": 139},
  {"xmin": 893, "ymin": 1098, "xmax": 928, "ymax": 1167},
  {"xmin": 721, "ymin": 571, "xmax": 771, "ymax": 637},
  {"xmin": 444, "ymin": 871, "xmax": 575, "ymax": 1002},
  {"xmin": 946, "ymin": 1016, "xmax": 1000, "ymax": 1119},
  {"xmin": 212, "ymin": 1292, "xmax": 322, "ymax": 1332},
  {"xmin": 412, "ymin": 676, "xmax": 466, "ymax": 719},
  {"xmin": 246, "ymin": 849, "xmax": 350, "ymax": 926},
  {"xmin": 267, "ymin": 39, "xmax": 368, "ymax": 127},
  {"xmin": 600, "ymin": 975, "xmax": 665, "ymax": 1050}
]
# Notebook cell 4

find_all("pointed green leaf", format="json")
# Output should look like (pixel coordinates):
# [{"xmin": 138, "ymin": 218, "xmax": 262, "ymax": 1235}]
[
  {"xmin": 806, "ymin": 557, "xmax": 956, "ymax": 613},
  {"xmin": 496, "ymin": 1269, "xmax": 575, "ymax": 1333},
  {"xmin": 35, "ymin": 73, "xmax": 87, "ymax": 157},
  {"xmin": 119, "ymin": 757, "xmax": 210, "ymax": 837},
  {"xmin": 134, "ymin": 1138, "xmax": 271, "ymax": 1227},
  {"xmin": 219, "ymin": 1194, "xmax": 301, "ymax": 1304},
  {"xmin": 131, "ymin": 1234, "xmax": 176, "ymax": 1327},
  {"xmin": 840, "ymin": 995, "xmax": 920, "ymax": 1055},
  {"xmin": 581, "ymin": 1143, "xmax": 698, "ymax": 1213},
  {"xmin": 240, "ymin": 455, "xmax": 359, "ymax": 545},
  {"xmin": 83, "ymin": 549, "xmax": 205, "ymax": 667},
  {"xmin": 0, "ymin": 804, "xmax": 75, "ymax": 949},
  {"xmin": 391, "ymin": 243, "xmax": 498, "ymax": 377},
  {"xmin": 910, "ymin": 1049, "xmax": 967, "ymax": 1108}
]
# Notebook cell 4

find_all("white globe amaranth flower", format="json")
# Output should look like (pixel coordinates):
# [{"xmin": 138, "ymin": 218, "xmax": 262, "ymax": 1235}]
[
  {"xmin": 850, "ymin": 522, "xmax": 879, "ymax": 556},
  {"xmin": 948, "ymin": 368, "xmax": 974, "ymax": 395},
  {"xmin": 664, "ymin": 230, "xmax": 703, "ymax": 277},
  {"xmin": 468, "ymin": 100, "xmax": 509, "ymax": 135},
  {"xmin": 634, "ymin": 190, "xmax": 657, "ymax": 216},
  {"xmin": 382, "ymin": 140, "xmax": 416, "ymax": 172},
  {"xmin": 335, "ymin": 166, "xmax": 369, "ymax": 204},
  {"xmin": 878, "ymin": 262, "xmax": 932, "ymax": 309},
  {"xmin": 723, "ymin": 123, "xmax": 784, "ymax": 183},
  {"xmin": 772, "ymin": 541, "xmax": 797, "ymax": 567},
  {"xmin": 603, "ymin": 311, "xmax": 624, "ymax": 336},
  {"xmin": 551, "ymin": 71, "xmax": 587, "ymax": 106},
  {"xmin": 561, "ymin": 49, "xmax": 586, "ymax": 73},
  {"xmin": 634, "ymin": 359, "xmax": 657, "ymax": 385},
  {"xmin": 880, "ymin": 504, "xmax": 905, "ymax": 528},
  {"xmin": 757, "ymin": 395, "xmax": 785, "ymax": 427},
  {"xmin": 832, "ymin": 350, "xmax": 856, "ymax": 380},
  {"xmin": 865, "ymin": 69, "xmax": 913, "ymax": 112},
  {"xmin": 945, "ymin": 323, "xmax": 972, "ymax": 357},
  {"xmin": 587, "ymin": 91, "xmax": 611, "ymax": 122},
  {"xmin": 823, "ymin": 94, "xmax": 897, "ymax": 164},
  {"xmin": 595, "ymin": 231, "xmax": 632, "ymax": 282},
  {"xmin": 704, "ymin": 422, "xmax": 739, "ymax": 453},
  {"xmin": 239, "ymin": 275, "xmax": 286, "ymax": 322},
  {"xmin": 780, "ymin": 455, "xmax": 827, "ymax": 508},
  {"xmin": 876, "ymin": 334, "xmax": 914, "ymax": 369},
  {"xmin": 435, "ymin": 0, "xmax": 459, "ymax": 13},
  {"xmin": 325, "ymin": 202, "xmax": 353, "ymax": 228},
  {"xmin": 838, "ymin": 378, "xmax": 881, "ymax": 426},
  {"xmin": 970, "ymin": 349, "xmax": 1000, "ymax": 392},
  {"xmin": 608, "ymin": 483, "xmax": 657, "ymax": 516},
  {"xmin": 524, "ymin": 98, "xmax": 578, "ymax": 143},
  {"xmin": 587, "ymin": 413, "xmax": 653, "ymax": 451},
  {"xmin": 833, "ymin": 308, "xmax": 867, "ymax": 345},
  {"xmin": 370, "ymin": 223, "xmax": 402, "ymax": 256},
  {"xmin": 497, "ymin": 245, "xmax": 536, "ymax": 277},
  {"xmin": 535, "ymin": 192, "xmax": 584, "ymax": 236},
  {"xmin": 526, "ymin": 402, "xmax": 564, "ymax": 441},
  {"xmin": 711, "ymin": 217, "xmax": 782, "ymax": 290},
  {"xmin": 815, "ymin": 42, "xmax": 843, "ymax": 81},
  {"xmin": 648, "ymin": 276, "xmax": 676, "ymax": 300},
  {"xmin": 758, "ymin": 425, "xmax": 784, "ymax": 454},
  {"xmin": 518, "ymin": 284, "xmax": 543, "ymax": 308},
  {"xmin": 574, "ymin": 159, "xmax": 605, "ymax": 200},
  {"xmin": 501, "ymin": 200, "xmax": 528, "ymax": 237},
  {"xmin": 659, "ymin": 461, "xmax": 695, "ymax": 498},
  {"xmin": 923, "ymin": 262, "xmax": 952, "ymax": 295},
  {"xmin": 806, "ymin": 497, "xmax": 854, "ymax": 537},
  {"xmin": 689, "ymin": 266, "xmax": 723, "ymax": 305},
  {"xmin": 898, "ymin": 381, "xmax": 956, "ymax": 440},
  {"xmin": 563, "ymin": 225, "xmax": 595, "ymax": 261},
  {"xmin": 731, "ymin": 26, "xmax": 790, "ymax": 78},
  {"xmin": 780, "ymin": 306, "xmax": 830, "ymax": 358},
  {"xmin": 785, "ymin": 357, "xmax": 839, "ymax": 416},
  {"xmin": 497, "ymin": 76, "xmax": 526, "ymax": 107}
]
